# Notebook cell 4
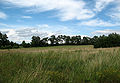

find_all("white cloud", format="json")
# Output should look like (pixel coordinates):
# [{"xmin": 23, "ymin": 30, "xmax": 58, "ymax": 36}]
[
  {"xmin": 93, "ymin": 29, "xmax": 120, "ymax": 35},
  {"xmin": 1, "ymin": 0, "xmax": 95, "ymax": 21},
  {"xmin": 0, "ymin": 28, "xmax": 53, "ymax": 43},
  {"xmin": 78, "ymin": 19, "xmax": 120, "ymax": 27},
  {"xmin": 0, "ymin": 23, "xmax": 73, "ymax": 43},
  {"xmin": 94, "ymin": 0, "xmax": 114, "ymax": 12},
  {"xmin": 22, "ymin": 16, "xmax": 32, "ymax": 19},
  {"xmin": 0, "ymin": 11, "xmax": 7, "ymax": 19},
  {"xmin": 1, "ymin": 0, "xmax": 120, "ymax": 22}
]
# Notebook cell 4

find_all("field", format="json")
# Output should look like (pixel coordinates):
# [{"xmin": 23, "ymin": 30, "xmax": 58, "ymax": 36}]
[{"xmin": 0, "ymin": 45, "xmax": 120, "ymax": 83}]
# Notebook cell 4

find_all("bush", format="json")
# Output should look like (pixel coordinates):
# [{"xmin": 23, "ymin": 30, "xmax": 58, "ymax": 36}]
[
  {"xmin": 12, "ymin": 45, "xmax": 19, "ymax": 49},
  {"xmin": 0, "ymin": 45, "xmax": 12, "ymax": 49}
]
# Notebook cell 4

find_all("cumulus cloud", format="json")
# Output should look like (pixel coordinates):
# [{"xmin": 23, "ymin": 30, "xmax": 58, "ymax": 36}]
[
  {"xmin": 0, "ymin": 23, "xmax": 73, "ymax": 43},
  {"xmin": 1, "ymin": 0, "xmax": 95, "ymax": 21},
  {"xmin": 1, "ymin": 0, "xmax": 120, "ymax": 22},
  {"xmin": 1, "ymin": 0, "xmax": 120, "ymax": 41},
  {"xmin": 0, "ymin": 11, "xmax": 7, "ymax": 19},
  {"xmin": 0, "ymin": 28, "xmax": 49, "ymax": 43},
  {"xmin": 92, "ymin": 29, "xmax": 120, "ymax": 35},
  {"xmin": 0, "ymin": 27, "xmax": 56, "ymax": 43},
  {"xmin": 78, "ymin": 19, "xmax": 120, "ymax": 27}
]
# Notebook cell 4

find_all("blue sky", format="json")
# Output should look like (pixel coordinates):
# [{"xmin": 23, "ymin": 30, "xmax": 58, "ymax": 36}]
[{"xmin": 0, "ymin": 0, "xmax": 120, "ymax": 43}]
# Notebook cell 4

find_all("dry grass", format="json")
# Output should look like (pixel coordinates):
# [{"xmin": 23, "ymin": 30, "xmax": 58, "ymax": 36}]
[{"xmin": 0, "ymin": 45, "xmax": 120, "ymax": 83}]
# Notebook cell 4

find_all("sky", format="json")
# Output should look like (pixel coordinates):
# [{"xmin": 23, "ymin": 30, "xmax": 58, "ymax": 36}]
[{"xmin": 0, "ymin": 0, "xmax": 120, "ymax": 43}]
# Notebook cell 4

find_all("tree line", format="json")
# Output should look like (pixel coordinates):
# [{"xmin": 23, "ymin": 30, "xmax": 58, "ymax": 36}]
[
  {"xmin": 22, "ymin": 35, "xmax": 92, "ymax": 48},
  {"xmin": 0, "ymin": 32, "xmax": 19, "ymax": 49},
  {"xmin": 0, "ymin": 32, "xmax": 120, "ymax": 49}
]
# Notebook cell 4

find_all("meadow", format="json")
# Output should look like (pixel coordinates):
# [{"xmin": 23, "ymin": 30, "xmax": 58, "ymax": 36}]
[{"xmin": 0, "ymin": 45, "xmax": 120, "ymax": 83}]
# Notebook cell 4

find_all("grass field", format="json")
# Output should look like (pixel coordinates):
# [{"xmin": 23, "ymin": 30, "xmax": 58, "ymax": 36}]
[{"xmin": 0, "ymin": 45, "xmax": 120, "ymax": 83}]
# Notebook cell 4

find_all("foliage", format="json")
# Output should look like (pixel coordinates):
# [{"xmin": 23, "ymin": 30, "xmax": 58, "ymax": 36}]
[
  {"xmin": 31, "ymin": 36, "xmax": 41, "ymax": 47},
  {"xmin": 0, "ymin": 32, "xmax": 19, "ymax": 49},
  {"xmin": 1, "ymin": 31, "xmax": 120, "ymax": 49},
  {"xmin": 94, "ymin": 33, "xmax": 120, "ymax": 48},
  {"xmin": 22, "ymin": 41, "xmax": 31, "ymax": 48}
]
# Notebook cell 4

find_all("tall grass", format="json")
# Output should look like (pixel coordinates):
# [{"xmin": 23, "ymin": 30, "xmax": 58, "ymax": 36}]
[{"xmin": 0, "ymin": 45, "xmax": 120, "ymax": 83}]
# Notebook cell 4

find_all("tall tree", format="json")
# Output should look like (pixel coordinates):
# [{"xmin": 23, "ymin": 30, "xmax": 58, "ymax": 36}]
[
  {"xmin": 31, "ymin": 36, "xmax": 41, "ymax": 47},
  {"xmin": 57, "ymin": 35, "xmax": 64, "ymax": 44},
  {"xmin": 63, "ymin": 35, "xmax": 71, "ymax": 45},
  {"xmin": 49, "ymin": 35, "xmax": 57, "ymax": 46},
  {"xmin": 0, "ymin": 32, "xmax": 10, "ymax": 47},
  {"xmin": 22, "ymin": 41, "xmax": 30, "ymax": 48},
  {"xmin": 82, "ymin": 37, "xmax": 91, "ymax": 45},
  {"xmin": 41, "ymin": 37, "xmax": 48, "ymax": 46},
  {"xmin": 76, "ymin": 35, "xmax": 81, "ymax": 45}
]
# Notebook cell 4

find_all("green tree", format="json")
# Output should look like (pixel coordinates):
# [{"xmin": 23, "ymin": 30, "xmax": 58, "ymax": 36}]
[
  {"xmin": 49, "ymin": 35, "xmax": 56, "ymax": 46},
  {"xmin": 22, "ymin": 41, "xmax": 30, "ymax": 48},
  {"xmin": 0, "ymin": 32, "xmax": 11, "ymax": 48},
  {"xmin": 57, "ymin": 35, "xmax": 64, "ymax": 45},
  {"xmin": 41, "ymin": 37, "xmax": 48, "ymax": 46},
  {"xmin": 31, "ymin": 36, "xmax": 41, "ymax": 47},
  {"xmin": 82, "ymin": 37, "xmax": 91, "ymax": 45}
]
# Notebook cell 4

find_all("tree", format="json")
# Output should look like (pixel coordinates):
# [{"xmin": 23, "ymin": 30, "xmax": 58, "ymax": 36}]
[
  {"xmin": 0, "ymin": 32, "xmax": 11, "ymax": 48},
  {"xmin": 22, "ymin": 41, "xmax": 30, "ymax": 48},
  {"xmin": 12, "ymin": 42, "xmax": 19, "ymax": 48},
  {"xmin": 82, "ymin": 37, "xmax": 91, "ymax": 45},
  {"xmin": 21, "ymin": 33, "xmax": 120, "ymax": 48},
  {"xmin": 93, "ymin": 33, "xmax": 120, "ymax": 48},
  {"xmin": 108, "ymin": 33, "xmax": 120, "ymax": 47},
  {"xmin": 70, "ymin": 36, "xmax": 81, "ymax": 45},
  {"xmin": 41, "ymin": 37, "xmax": 48, "ymax": 46},
  {"xmin": 22, "ymin": 41, "xmax": 26, "ymax": 46},
  {"xmin": 76, "ymin": 35, "xmax": 81, "ymax": 45},
  {"xmin": 63, "ymin": 35, "xmax": 71, "ymax": 45},
  {"xmin": 49, "ymin": 35, "xmax": 57, "ymax": 46},
  {"xmin": 1, "ymin": 34, "xmax": 9, "ymax": 46},
  {"xmin": 57, "ymin": 35, "xmax": 63, "ymax": 44},
  {"xmin": 31, "ymin": 36, "xmax": 41, "ymax": 47},
  {"xmin": 0, "ymin": 32, "xmax": 20, "ymax": 49}
]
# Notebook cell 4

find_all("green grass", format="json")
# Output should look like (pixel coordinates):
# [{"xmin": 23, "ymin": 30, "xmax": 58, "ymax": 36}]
[{"xmin": 0, "ymin": 45, "xmax": 120, "ymax": 83}]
